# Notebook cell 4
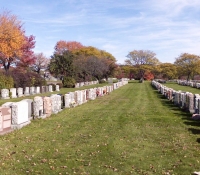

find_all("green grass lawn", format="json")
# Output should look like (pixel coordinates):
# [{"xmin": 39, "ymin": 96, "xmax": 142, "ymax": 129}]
[
  {"xmin": 0, "ymin": 81, "xmax": 200, "ymax": 175},
  {"xmin": 164, "ymin": 82, "xmax": 200, "ymax": 94}
]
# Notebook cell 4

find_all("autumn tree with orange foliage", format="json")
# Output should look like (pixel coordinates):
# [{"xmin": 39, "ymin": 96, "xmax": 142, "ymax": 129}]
[
  {"xmin": 0, "ymin": 11, "xmax": 25, "ymax": 72},
  {"xmin": 54, "ymin": 40, "xmax": 84, "ymax": 54}
]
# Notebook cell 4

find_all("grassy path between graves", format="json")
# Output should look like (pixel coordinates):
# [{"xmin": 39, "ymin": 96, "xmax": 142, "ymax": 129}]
[
  {"xmin": 164, "ymin": 82, "xmax": 200, "ymax": 94},
  {"xmin": 0, "ymin": 81, "xmax": 200, "ymax": 175}
]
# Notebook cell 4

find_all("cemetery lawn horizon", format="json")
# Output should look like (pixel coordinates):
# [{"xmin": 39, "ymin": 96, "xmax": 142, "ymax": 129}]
[
  {"xmin": 0, "ymin": 81, "xmax": 200, "ymax": 175},
  {"xmin": 165, "ymin": 82, "xmax": 200, "ymax": 94}
]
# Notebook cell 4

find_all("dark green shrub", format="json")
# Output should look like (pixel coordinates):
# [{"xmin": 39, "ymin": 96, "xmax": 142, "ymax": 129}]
[
  {"xmin": 63, "ymin": 77, "xmax": 75, "ymax": 88},
  {"xmin": 113, "ymin": 79, "xmax": 118, "ymax": 83},
  {"xmin": 99, "ymin": 79, "xmax": 107, "ymax": 84}
]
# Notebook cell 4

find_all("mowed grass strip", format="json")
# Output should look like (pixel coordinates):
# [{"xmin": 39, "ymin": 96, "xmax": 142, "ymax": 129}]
[
  {"xmin": 0, "ymin": 81, "xmax": 200, "ymax": 175},
  {"xmin": 165, "ymin": 82, "xmax": 200, "ymax": 94}
]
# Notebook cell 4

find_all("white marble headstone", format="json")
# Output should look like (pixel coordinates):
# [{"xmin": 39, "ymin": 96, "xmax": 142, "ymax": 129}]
[
  {"xmin": 24, "ymin": 87, "xmax": 30, "ymax": 96},
  {"xmin": 35, "ymin": 86, "xmax": 40, "ymax": 94},
  {"xmin": 10, "ymin": 88, "xmax": 17, "ymax": 98},
  {"xmin": 33, "ymin": 96, "xmax": 45, "ymax": 118},
  {"xmin": 56, "ymin": 85, "xmax": 60, "ymax": 91},
  {"xmin": 49, "ymin": 85, "xmax": 53, "ymax": 92},
  {"xmin": 30, "ymin": 87, "xmax": 35, "ymax": 95},
  {"xmin": 1, "ymin": 89, "xmax": 10, "ymax": 99},
  {"xmin": 50, "ymin": 94, "xmax": 61, "ymax": 114},
  {"xmin": 21, "ymin": 99, "xmax": 33, "ymax": 120},
  {"xmin": 17, "ymin": 88, "xmax": 23, "ymax": 97},
  {"xmin": 64, "ymin": 93, "xmax": 71, "ymax": 108},
  {"xmin": 3, "ymin": 101, "xmax": 30, "ymax": 129}
]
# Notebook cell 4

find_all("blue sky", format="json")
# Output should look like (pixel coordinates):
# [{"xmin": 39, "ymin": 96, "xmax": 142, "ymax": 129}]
[{"xmin": 1, "ymin": 0, "xmax": 200, "ymax": 64}]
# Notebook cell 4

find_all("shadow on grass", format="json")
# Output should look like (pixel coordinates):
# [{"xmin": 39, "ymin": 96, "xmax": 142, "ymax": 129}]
[
  {"xmin": 185, "ymin": 122, "xmax": 200, "ymax": 127},
  {"xmin": 188, "ymin": 128, "xmax": 200, "ymax": 134},
  {"xmin": 151, "ymin": 87, "xmax": 191, "ymax": 118},
  {"xmin": 151, "ymin": 86, "xmax": 200, "ymax": 143},
  {"xmin": 196, "ymin": 138, "xmax": 200, "ymax": 143}
]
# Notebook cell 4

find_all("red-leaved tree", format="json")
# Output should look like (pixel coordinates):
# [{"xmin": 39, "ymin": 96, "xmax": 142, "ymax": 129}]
[
  {"xmin": 54, "ymin": 40, "xmax": 84, "ymax": 54},
  {"xmin": 17, "ymin": 35, "xmax": 36, "ymax": 69},
  {"xmin": 144, "ymin": 70, "xmax": 154, "ymax": 80}
]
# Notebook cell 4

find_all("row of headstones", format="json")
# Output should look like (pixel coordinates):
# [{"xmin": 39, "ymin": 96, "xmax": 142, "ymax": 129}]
[
  {"xmin": 152, "ymin": 80, "xmax": 200, "ymax": 114},
  {"xmin": 177, "ymin": 80, "xmax": 200, "ymax": 89},
  {"xmin": 1, "ymin": 85, "xmax": 60, "ymax": 99},
  {"xmin": 0, "ymin": 81, "xmax": 128, "ymax": 134},
  {"xmin": 74, "ymin": 81, "xmax": 99, "ymax": 88}
]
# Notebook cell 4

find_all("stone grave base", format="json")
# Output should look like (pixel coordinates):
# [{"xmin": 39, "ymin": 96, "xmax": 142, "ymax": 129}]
[
  {"xmin": 28, "ymin": 117, "xmax": 33, "ymax": 121},
  {"xmin": 38, "ymin": 114, "xmax": 47, "ymax": 119},
  {"xmin": 11, "ymin": 120, "xmax": 31, "ymax": 130},
  {"xmin": 1, "ymin": 97, "xmax": 10, "ymax": 100},
  {"xmin": 0, "ymin": 127, "xmax": 13, "ymax": 135}
]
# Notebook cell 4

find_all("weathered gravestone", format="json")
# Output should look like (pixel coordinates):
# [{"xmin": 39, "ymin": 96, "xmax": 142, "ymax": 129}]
[
  {"xmin": 30, "ymin": 87, "xmax": 35, "ymax": 95},
  {"xmin": 64, "ymin": 93, "xmax": 71, "ymax": 108},
  {"xmin": 75, "ymin": 83, "xmax": 79, "ymax": 88},
  {"xmin": 0, "ymin": 107, "xmax": 12, "ymax": 133},
  {"xmin": 1, "ymin": 89, "xmax": 10, "ymax": 99},
  {"xmin": 21, "ymin": 99, "xmax": 33, "ymax": 120},
  {"xmin": 74, "ymin": 91, "xmax": 78, "ymax": 105},
  {"xmin": 79, "ymin": 91, "xmax": 83, "ymax": 105},
  {"xmin": 2, "ymin": 101, "xmax": 30, "ymax": 129},
  {"xmin": 56, "ymin": 85, "xmax": 60, "ymax": 91},
  {"xmin": 189, "ymin": 93, "xmax": 195, "ymax": 114},
  {"xmin": 93, "ymin": 88, "xmax": 97, "ymax": 99},
  {"xmin": 194, "ymin": 94, "xmax": 200, "ymax": 114},
  {"xmin": 69, "ymin": 92, "xmax": 77, "ymax": 107},
  {"xmin": 198, "ymin": 99, "xmax": 200, "ymax": 115},
  {"xmin": 45, "ymin": 86, "xmax": 49, "ymax": 93},
  {"xmin": 74, "ymin": 91, "xmax": 83, "ymax": 105},
  {"xmin": 87, "ymin": 89, "xmax": 92, "ymax": 100},
  {"xmin": 41, "ymin": 86, "xmax": 46, "ymax": 93},
  {"xmin": 50, "ymin": 94, "xmax": 62, "ymax": 114},
  {"xmin": 17, "ymin": 87, "xmax": 23, "ymax": 97},
  {"xmin": 113, "ymin": 83, "xmax": 117, "ymax": 90},
  {"xmin": 43, "ymin": 97, "xmax": 52, "ymax": 117},
  {"xmin": 49, "ymin": 85, "xmax": 53, "ymax": 92},
  {"xmin": 82, "ymin": 90, "xmax": 87, "ymax": 103},
  {"xmin": 24, "ymin": 87, "xmax": 30, "ymax": 96},
  {"xmin": 35, "ymin": 86, "xmax": 40, "ymax": 94},
  {"xmin": 10, "ymin": 88, "xmax": 17, "ymax": 98},
  {"xmin": 33, "ymin": 96, "xmax": 46, "ymax": 118},
  {"xmin": 173, "ymin": 91, "xmax": 179, "ymax": 105},
  {"xmin": 57, "ymin": 94, "xmax": 65, "ymax": 109},
  {"xmin": 108, "ymin": 78, "xmax": 113, "ymax": 84},
  {"xmin": 86, "ymin": 89, "xmax": 90, "ymax": 100},
  {"xmin": 80, "ymin": 82, "xmax": 84, "ymax": 87}
]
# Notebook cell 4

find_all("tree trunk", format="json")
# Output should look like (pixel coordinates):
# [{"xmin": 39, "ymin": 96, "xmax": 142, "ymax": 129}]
[
  {"xmin": 3, "ymin": 62, "xmax": 10, "ymax": 73},
  {"xmin": 187, "ymin": 73, "xmax": 191, "ymax": 81},
  {"xmin": 139, "ymin": 69, "xmax": 145, "ymax": 81}
]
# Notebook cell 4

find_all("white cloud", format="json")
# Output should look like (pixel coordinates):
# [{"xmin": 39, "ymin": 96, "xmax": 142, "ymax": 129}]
[{"xmin": 1, "ymin": 0, "xmax": 200, "ymax": 64}]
